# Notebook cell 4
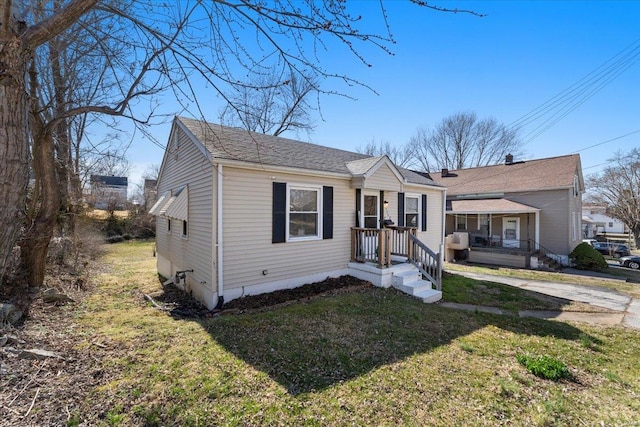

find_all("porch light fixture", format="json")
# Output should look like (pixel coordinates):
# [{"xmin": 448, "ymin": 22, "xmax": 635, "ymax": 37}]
[{"xmin": 384, "ymin": 200, "xmax": 389, "ymax": 209}]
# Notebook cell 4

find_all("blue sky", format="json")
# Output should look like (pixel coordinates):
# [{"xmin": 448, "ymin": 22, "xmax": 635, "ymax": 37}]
[{"xmin": 118, "ymin": 1, "xmax": 640, "ymax": 189}]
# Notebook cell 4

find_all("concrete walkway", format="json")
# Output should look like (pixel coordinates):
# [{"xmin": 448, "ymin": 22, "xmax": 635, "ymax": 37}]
[{"xmin": 445, "ymin": 270, "xmax": 639, "ymax": 329}]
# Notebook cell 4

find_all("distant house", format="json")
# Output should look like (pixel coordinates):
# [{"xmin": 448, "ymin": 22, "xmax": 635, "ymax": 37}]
[
  {"xmin": 582, "ymin": 202, "xmax": 628, "ymax": 238},
  {"xmin": 90, "ymin": 175, "xmax": 128, "ymax": 210},
  {"xmin": 149, "ymin": 117, "xmax": 446, "ymax": 309},
  {"xmin": 429, "ymin": 154, "xmax": 584, "ymax": 267},
  {"xmin": 143, "ymin": 179, "xmax": 158, "ymax": 210}
]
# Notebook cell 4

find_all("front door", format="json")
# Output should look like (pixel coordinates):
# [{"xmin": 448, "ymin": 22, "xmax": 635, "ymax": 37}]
[
  {"xmin": 502, "ymin": 217, "xmax": 520, "ymax": 248},
  {"xmin": 362, "ymin": 193, "xmax": 380, "ymax": 259}
]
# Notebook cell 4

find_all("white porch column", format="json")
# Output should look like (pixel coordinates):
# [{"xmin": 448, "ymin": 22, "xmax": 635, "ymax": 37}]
[{"xmin": 534, "ymin": 211, "xmax": 540, "ymax": 250}]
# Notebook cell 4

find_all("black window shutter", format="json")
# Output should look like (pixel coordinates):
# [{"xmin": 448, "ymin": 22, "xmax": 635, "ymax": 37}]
[
  {"xmin": 397, "ymin": 192, "xmax": 405, "ymax": 227},
  {"xmin": 272, "ymin": 182, "xmax": 286, "ymax": 243},
  {"xmin": 323, "ymin": 186, "xmax": 333, "ymax": 239},
  {"xmin": 421, "ymin": 194, "xmax": 428, "ymax": 231},
  {"xmin": 355, "ymin": 189, "xmax": 361, "ymax": 227}
]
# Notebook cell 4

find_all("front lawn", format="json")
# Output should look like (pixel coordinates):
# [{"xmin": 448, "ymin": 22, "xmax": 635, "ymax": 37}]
[{"xmin": 65, "ymin": 241, "xmax": 640, "ymax": 425}]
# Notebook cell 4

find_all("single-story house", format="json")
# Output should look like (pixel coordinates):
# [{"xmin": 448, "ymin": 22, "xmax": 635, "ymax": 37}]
[
  {"xmin": 429, "ymin": 153, "xmax": 584, "ymax": 267},
  {"xmin": 150, "ymin": 117, "xmax": 446, "ymax": 309},
  {"xmin": 90, "ymin": 175, "xmax": 128, "ymax": 210}
]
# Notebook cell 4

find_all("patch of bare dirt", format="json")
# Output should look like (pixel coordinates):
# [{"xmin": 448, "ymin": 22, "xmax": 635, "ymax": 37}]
[{"xmin": 0, "ymin": 256, "xmax": 118, "ymax": 426}]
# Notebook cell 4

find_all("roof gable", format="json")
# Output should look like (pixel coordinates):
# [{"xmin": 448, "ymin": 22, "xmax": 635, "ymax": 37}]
[
  {"xmin": 347, "ymin": 155, "xmax": 406, "ymax": 183},
  {"xmin": 430, "ymin": 154, "xmax": 582, "ymax": 196}
]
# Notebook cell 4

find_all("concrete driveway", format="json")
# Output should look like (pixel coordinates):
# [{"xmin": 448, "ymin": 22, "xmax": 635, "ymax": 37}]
[{"xmin": 448, "ymin": 270, "xmax": 640, "ymax": 329}]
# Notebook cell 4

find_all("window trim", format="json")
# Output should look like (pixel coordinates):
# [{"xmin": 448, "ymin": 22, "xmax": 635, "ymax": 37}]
[
  {"xmin": 455, "ymin": 214, "xmax": 468, "ymax": 231},
  {"xmin": 286, "ymin": 183, "xmax": 322, "ymax": 242},
  {"xmin": 404, "ymin": 193, "xmax": 421, "ymax": 229},
  {"xmin": 477, "ymin": 214, "xmax": 489, "ymax": 231}
]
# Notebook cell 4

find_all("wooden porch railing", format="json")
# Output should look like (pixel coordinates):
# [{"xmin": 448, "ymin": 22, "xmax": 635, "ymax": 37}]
[
  {"xmin": 351, "ymin": 227, "xmax": 392, "ymax": 267},
  {"xmin": 387, "ymin": 226, "xmax": 417, "ymax": 256},
  {"xmin": 350, "ymin": 226, "xmax": 442, "ymax": 290}
]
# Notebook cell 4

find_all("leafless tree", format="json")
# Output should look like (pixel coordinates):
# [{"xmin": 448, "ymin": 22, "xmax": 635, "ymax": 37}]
[
  {"xmin": 220, "ymin": 68, "xmax": 318, "ymax": 137},
  {"xmin": 1, "ymin": 0, "xmax": 480, "ymax": 287},
  {"xmin": 586, "ymin": 149, "xmax": 640, "ymax": 248},
  {"xmin": 410, "ymin": 111, "xmax": 522, "ymax": 172},
  {"xmin": 356, "ymin": 138, "xmax": 416, "ymax": 169}
]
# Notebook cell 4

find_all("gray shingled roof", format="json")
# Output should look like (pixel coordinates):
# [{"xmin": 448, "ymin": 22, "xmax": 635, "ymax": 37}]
[
  {"xmin": 177, "ymin": 117, "xmax": 438, "ymax": 186},
  {"xmin": 429, "ymin": 154, "xmax": 581, "ymax": 196}
]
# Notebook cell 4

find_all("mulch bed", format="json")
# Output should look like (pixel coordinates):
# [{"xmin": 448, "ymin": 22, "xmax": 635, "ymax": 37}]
[{"xmin": 147, "ymin": 274, "xmax": 373, "ymax": 317}]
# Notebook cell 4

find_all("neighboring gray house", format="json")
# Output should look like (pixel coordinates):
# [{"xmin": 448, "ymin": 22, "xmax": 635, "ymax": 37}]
[
  {"xmin": 90, "ymin": 175, "xmax": 128, "ymax": 210},
  {"xmin": 429, "ymin": 154, "xmax": 584, "ymax": 267},
  {"xmin": 149, "ymin": 117, "xmax": 447, "ymax": 309}
]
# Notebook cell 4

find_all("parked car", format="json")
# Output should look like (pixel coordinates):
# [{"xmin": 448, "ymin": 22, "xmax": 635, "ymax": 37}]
[
  {"xmin": 592, "ymin": 242, "xmax": 631, "ymax": 258},
  {"xmin": 582, "ymin": 239, "xmax": 598, "ymax": 246},
  {"xmin": 619, "ymin": 255, "xmax": 640, "ymax": 270}
]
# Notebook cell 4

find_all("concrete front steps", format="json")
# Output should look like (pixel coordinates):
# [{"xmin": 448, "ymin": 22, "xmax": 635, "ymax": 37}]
[{"xmin": 391, "ymin": 264, "xmax": 442, "ymax": 303}]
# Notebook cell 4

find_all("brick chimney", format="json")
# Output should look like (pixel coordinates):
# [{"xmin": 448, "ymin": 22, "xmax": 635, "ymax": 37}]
[
  {"xmin": 441, "ymin": 168, "xmax": 449, "ymax": 177},
  {"xmin": 505, "ymin": 153, "xmax": 514, "ymax": 165}
]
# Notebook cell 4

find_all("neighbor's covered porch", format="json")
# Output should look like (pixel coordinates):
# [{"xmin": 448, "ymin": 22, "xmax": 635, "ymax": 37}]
[{"xmin": 444, "ymin": 199, "xmax": 543, "ymax": 268}]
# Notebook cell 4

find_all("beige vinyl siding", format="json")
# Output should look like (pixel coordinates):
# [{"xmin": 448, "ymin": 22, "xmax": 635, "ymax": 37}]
[
  {"xmin": 222, "ymin": 167, "xmax": 353, "ymax": 291},
  {"xmin": 508, "ymin": 189, "xmax": 571, "ymax": 256},
  {"xmin": 156, "ymin": 128, "xmax": 214, "ymax": 304},
  {"xmin": 403, "ymin": 185, "xmax": 445, "ymax": 251},
  {"xmin": 365, "ymin": 164, "xmax": 403, "ymax": 191}
]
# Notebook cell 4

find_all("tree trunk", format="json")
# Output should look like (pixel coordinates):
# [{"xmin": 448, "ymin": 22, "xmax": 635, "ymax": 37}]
[
  {"xmin": 19, "ymin": 61, "xmax": 62, "ymax": 287},
  {"xmin": 19, "ymin": 127, "xmax": 59, "ymax": 286},
  {"xmin": 0, "ymin": 19, "xmax": 30, "ymax": 284},
  {"xmin": 633, "ymin": 226, "xmax": 640, "ymax": 251}
]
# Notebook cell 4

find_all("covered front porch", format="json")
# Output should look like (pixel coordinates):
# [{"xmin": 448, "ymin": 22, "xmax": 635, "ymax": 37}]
[
  {"xmin": 343, "ymin": 155, "xmax": 445, "ymax": 300},
  {"xmin": 349, "ymin": 226, "xmax": 442, "ymax": 292}
]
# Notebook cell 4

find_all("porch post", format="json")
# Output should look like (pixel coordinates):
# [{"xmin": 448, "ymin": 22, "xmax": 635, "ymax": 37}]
[
  {"xmin": 534, "ymin": 212, "xmax": 540, "ymax": 250},
  {"xmin": 489, "ymin": 214, "xmax": 492, "ymax": 246}
]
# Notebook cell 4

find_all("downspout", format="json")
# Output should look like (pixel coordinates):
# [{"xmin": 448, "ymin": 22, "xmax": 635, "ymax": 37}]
[
  {"xmin": 439, "ymin": 188, "xmax": 446, "ymax": 289},
  {"xmin": 215, "ymin": 164, "xmax": 224, "ymax": 309}
]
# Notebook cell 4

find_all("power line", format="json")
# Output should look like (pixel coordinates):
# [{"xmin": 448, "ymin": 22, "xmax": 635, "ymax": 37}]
[
  {"xmin": 507, "ymin": 38, "xmax": 640, "ymax": 144},
  {"xmin": 572, "ymin": 128, "xmax": 640, "ymax": 154}
]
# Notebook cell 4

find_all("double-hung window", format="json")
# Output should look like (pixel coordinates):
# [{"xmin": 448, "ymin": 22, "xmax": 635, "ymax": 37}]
[
  {"xmin": 288, "ymin": 185, "xmax": 321, "ymax": 240},
  {"xmin": 455, "ymin": 214, "xmax": 467, "ymax": 231},
  {"xmin": 405, "ymin": 195, "xmax": 420, "ymax": 228}
]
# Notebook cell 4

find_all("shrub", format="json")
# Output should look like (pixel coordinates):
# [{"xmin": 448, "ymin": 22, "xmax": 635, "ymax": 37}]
[
  {"xmin": 516, "ymin": 354, "xmax": 572, "ymax": 381},
  {"xmin": 569, "ymin": 242, "xmax": 608, "ymax": 270}
]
